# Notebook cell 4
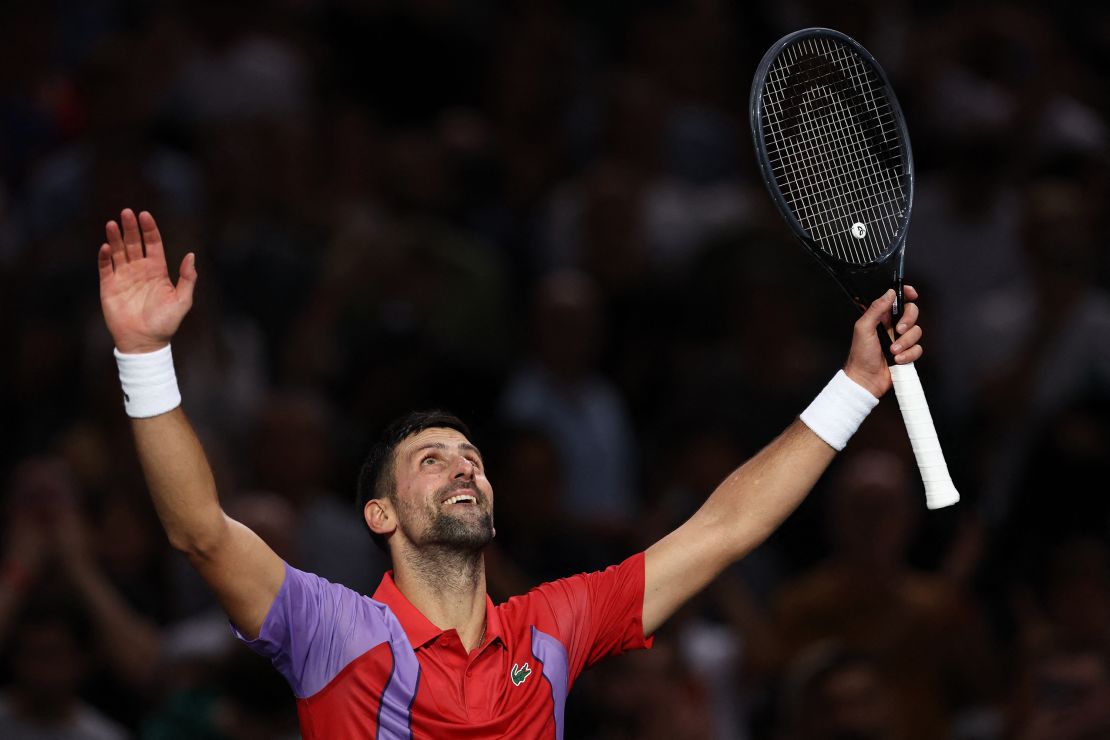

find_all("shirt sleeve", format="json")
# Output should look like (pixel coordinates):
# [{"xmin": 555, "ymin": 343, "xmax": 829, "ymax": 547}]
[
  {"xmin": 231, "ymin": 562, "xmax": 393, "ymax": 698},
  {"xmin": 529, "ymin": 552, "xmax": 653, "ymax": 682}
]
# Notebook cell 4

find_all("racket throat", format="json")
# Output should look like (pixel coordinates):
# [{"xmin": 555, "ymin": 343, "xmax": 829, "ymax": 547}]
[
  {"xmin": 891, "ymin": 252, "xmax": 906, "ymax": 321},
  {"xmin": 875, "ymin": 276, "xmax": 904, "ymax": 365}
]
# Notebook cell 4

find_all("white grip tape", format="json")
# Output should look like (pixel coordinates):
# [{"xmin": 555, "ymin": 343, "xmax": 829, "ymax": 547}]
[
  {"xmin": 114, "ymin": 344, "xmax": 182, "ymax": 418},
  {"xmin": 889, "ymin": 363, "xmax": 960, "ymax": 509}
]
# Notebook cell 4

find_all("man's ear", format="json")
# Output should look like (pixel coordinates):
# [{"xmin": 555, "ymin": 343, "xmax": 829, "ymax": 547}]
[{"xmin": 365, "ymin": 498, "xmax": 397, "ymax": 538}]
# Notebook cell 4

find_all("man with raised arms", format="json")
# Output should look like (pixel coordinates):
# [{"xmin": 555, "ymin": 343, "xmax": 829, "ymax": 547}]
[{"xmin": 97, "ymin": 208, "xmax": 924, "ymax": 738}]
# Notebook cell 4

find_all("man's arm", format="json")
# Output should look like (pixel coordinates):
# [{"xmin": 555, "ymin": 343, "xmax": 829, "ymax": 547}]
[
  {"xmin": 642, "ymin": 287, "xmax": 924, "ymax": 636},
  {"xmin": 98, "ymin": 208, "xmax": 283, "ymax": 638}
]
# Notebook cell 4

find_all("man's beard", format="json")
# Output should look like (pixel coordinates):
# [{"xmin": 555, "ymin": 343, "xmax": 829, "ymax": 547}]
[
  {"xmin": 403, "ymin": 482, "xmax": 494, "ymax": 552},
  {"xmin": 425, "ymin": 503, "xmax": 494, "ymax": 550}
]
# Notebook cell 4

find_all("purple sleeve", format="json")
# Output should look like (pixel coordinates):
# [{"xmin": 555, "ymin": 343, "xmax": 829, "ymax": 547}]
[{"xmin": 232, "ymin": 563, "xmax": 393, "ymax": 698}]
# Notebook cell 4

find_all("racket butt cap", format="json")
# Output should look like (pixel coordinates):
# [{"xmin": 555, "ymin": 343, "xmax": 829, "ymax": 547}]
[{"xmin": 925, "ymin": 485, "xmax": 960, "ymax": 510}]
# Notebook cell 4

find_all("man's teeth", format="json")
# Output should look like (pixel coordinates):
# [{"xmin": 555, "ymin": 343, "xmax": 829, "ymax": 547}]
[{"xmin": 443, "ymin": 494, "xmax": 477, "ymax": 505}]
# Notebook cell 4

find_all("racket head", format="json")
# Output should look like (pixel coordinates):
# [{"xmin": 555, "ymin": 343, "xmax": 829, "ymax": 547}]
[{"xmin": 750, "ymin": 28, "xmax": 914, "ymax": 306}]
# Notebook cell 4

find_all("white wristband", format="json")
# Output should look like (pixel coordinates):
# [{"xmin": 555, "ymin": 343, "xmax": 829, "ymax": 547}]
[
  {"xmin": 114, "ymin": 344, "xmax": 182, "ymax": 418},
  {"xmin": 799, "ymin": 370, "xmax": 879, "ymax": 451}
]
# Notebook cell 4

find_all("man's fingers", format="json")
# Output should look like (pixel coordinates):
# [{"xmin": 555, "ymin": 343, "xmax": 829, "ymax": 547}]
[
  {"xmin": 857, "ymin": 289, "xmax": 896, "ymax": 332},
  {"xmin": 893, "ymin": 344, "xmax": 923, "ymax": 364},
  {"xmin": 139, "ymin": 211, "xmax": 165, "ymax": 263},
  {"xmin": 903, "ymin": 284, "xmax": 919, "ymax": 301},
  {"xmin": 176, "ymin": 253, "xmax": 197, "ymax": 308},
  {"xmin": 896, "ymin": 302, "xmax": 920, "ymax": 334},
  {"xmin": 106, "ymin": 220, "xmax": 126, "ymax": 263},
  {"xmin": 121, "ymin": 208, "xmax": 143, "ymax": 262},
  {"xmin": 889, "ymin": 325, "xmax": 922, "ymax": 354},
  {"xmin": 98, "ymin": 244, "xmax": 114, "ymax": 279}
]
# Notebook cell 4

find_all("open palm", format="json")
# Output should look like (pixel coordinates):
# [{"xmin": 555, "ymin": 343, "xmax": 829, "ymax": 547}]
[{"xmin": 98, "ymin": 209, "xmax": 197, "ymax": 354}]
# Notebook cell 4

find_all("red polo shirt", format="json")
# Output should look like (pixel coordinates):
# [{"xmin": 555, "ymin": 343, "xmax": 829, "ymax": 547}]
[{"xmin": 236, "ymin": 553, "xmax": 652, "ymax": 739}]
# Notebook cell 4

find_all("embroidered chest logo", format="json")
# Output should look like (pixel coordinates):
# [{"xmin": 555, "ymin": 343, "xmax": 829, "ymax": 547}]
[{"xmin": 511, "ymin": 662, "xmax": 532, "ymax": 687}]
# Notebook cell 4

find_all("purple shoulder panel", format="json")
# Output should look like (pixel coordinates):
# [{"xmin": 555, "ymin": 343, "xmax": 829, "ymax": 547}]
[{"xmin": 233, "ymin": 563, "xmax": 396, "ymax": 698}]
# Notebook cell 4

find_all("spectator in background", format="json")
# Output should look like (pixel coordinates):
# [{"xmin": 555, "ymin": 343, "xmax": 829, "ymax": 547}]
[
  {"xmin": 771, "ymin": 448, "xmax": 999, "ymax": 740},
  {"xmin": 1005, "ymin": 643, "xmax": 1110, "ymax": 740},
  {"xmin": 1, "ymin": 459, "xmax": 163, "ymax": 685},
  {"xmin": 994, "ymin": 398, "xmax": 1110, "ymax": 597},
  {"xmin": 281, "ymin": 211, "xmax": 511, "ymax": 423},
  {"xmin": 24, "ymin": 30, "xmax": 202, "ymax": 255},
  {"xmin": 907, "ymin": 5, "xmax": 1108, "ymax": 428},
  {"xmin": 572, "ymin": 640, "xmax": 715, "ymax": 740},
  {"xmin": 480, "ymin": 426, "xmax": 596, "ymax": 599},
  {"xmin": 500, "ymin": 270, "xmax": 639, "ymax": 544},
  {"xmin": 247, "ymin": 389, "xmax": 385, "ymax": 596},
  {"xmin": 0, "ymin": 599, "xmax": 127, "ymax": 740},
  {"xmin": 779, "ymin": 642, "xmax": 899, "ymax": 740},
  {"xmin": 966, "ymin": 176, "xmax": 1110, "ymax": 525},
  {"xmin": 0, "ymin": 457, "xmax": 163, "ymax": 738},
  {"xmin": 1013, "ymin": 539, "xmax": 1110, "ymax": 665}
]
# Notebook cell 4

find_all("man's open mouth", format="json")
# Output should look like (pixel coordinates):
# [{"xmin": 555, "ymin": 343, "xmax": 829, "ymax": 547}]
[{"xmin": 442, "ymin": 494, "xmax": 477, "ymax": 506}]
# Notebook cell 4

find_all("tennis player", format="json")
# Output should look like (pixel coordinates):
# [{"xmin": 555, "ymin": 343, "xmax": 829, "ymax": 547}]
[{"xmin": 98, "ymin": 208, "xmax": 923, "ymax": 738}]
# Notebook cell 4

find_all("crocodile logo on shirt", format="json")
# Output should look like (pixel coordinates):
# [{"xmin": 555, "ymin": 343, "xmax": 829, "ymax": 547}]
[{"xmin": 511, "ymin": 662, "xmax": 532, "ymax": 686}]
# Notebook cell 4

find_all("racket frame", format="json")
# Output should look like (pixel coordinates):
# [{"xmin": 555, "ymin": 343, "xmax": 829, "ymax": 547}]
[{"xmin": 749, "ymin": 27, "xmax": 915, "ymax": 318}]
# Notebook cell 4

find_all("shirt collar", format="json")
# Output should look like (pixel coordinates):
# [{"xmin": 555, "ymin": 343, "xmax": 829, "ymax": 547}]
[{"xmin": 373, "ymin": 571, "xmax": 504, "ymax": 650}]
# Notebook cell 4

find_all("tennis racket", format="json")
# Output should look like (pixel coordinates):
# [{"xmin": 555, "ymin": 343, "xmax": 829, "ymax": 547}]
[{"xmin": 749, "ymin": 28, "xmax": 959, "ymax": 509}]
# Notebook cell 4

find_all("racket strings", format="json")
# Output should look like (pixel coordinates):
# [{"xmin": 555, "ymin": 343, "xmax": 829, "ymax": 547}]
[
  {"xmin": 767, "ymin": 42, "xmax": 903, "ymax": 261},
  {"xmin": 800, "ymin": 83, "xmax": 902, "ymax": 259},
  {"xmin": 766, "ymin": 39, "xmax": 903, "ymax": 260},
  {"xmin": 760, "ymin": 36, "xmax": 908, "ymax": 264},
  {"xmin": 795, "ymin": 81, "xmax": 894, "ymax": 262},
  {"xmin": 771, "ymin": 42, "xmax": 900, "ymax": 261}
]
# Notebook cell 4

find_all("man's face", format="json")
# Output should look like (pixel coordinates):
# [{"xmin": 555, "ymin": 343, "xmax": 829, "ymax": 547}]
[{"xmin": 387, "ymin": 427, "xmax": 494, "ymax": 551}]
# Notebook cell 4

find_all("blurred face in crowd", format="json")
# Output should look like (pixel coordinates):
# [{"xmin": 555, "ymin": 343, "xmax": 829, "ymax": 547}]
[
  {"xmin": 252, "ymin": 393, "xmax": 333, "ymax": 499},
  {"xmin": 1046, "ymin": 540, "xmax": 1110, "ymax": 647},
  {"xmin": 12, "ymin": 621, "xmax": 87, "ymax": 712},
  {"xmin": 533, "ymin": 272, "xmax": 602, "ymax": 381},
  {"xmin": 1027, "ymin": 650, "xmax": 1110, "ymax": 740},
  {"xmin": 801, "ymin": 662, "xmax": 894, "ymax": 740},
  {"xmin": 1022, "ymin": 180, "xmax": 1096, "ymax": 281},
  {"xmin": 377, "ymin": 427, "xmax": 495, "ymax": 553},
  {"xmin": 830, "ymin": 451, "xmax": 915, "ymax": 570},
  {"xmin": 495, "ymin": 431, "xmax": 563, "ymax": 535}
]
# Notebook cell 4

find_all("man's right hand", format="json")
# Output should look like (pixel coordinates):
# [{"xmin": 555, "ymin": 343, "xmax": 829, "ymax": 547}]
[{"xmin": 98, "ymin": 209, "xmax": 197, "ymax": 354}]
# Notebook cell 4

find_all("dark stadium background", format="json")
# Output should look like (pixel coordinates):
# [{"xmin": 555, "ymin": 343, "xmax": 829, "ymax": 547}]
[{"xmin": 1, "ymin": 1, "xmax": 1107, "ymax": 738}]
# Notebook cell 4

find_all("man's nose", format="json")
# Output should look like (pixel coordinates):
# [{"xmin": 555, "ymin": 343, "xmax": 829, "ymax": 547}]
[{"xmin": 453, "ymin": 456, "xmax": 476, "ymax": 479}]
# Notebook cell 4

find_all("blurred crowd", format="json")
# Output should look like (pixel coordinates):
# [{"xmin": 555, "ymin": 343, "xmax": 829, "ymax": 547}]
[{"xmin": 1, "ymin": 1, "xmax": 1108, "ymax": 738}]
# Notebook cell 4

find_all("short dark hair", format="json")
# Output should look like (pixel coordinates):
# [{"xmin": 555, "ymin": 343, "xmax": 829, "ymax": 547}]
[{"xmin": 356, "ymin": 410, "xmax": 472, "ymax": 551}]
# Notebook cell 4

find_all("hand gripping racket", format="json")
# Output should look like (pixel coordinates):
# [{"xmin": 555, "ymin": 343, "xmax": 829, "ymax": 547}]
[{"xmin": 749, "ymin": 28, "xmax": 959, "ymax": 509}]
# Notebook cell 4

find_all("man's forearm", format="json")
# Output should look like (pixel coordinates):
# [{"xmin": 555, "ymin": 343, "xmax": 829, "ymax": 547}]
[
  {"xmin": 131, "ymin": 408, "xmax": 227, "ymax": 555},
  {"xmin": 643, "ymin": 420, "xmax": 835, "ymax": 635},
  {"xmin": 701, "ymin": 419, "xmax": 835, "ymax": 560}
]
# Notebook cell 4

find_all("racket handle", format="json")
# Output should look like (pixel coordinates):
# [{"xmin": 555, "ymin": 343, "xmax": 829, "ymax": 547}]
[{"xmin": 888, "ymin": 363, "xmax": 960, "ymax": 509}]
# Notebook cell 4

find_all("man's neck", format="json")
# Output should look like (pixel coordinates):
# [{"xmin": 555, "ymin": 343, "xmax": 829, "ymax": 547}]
[{"xmin": 394, "ymin": 546, "xmax": 488, "ymax": 653}]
